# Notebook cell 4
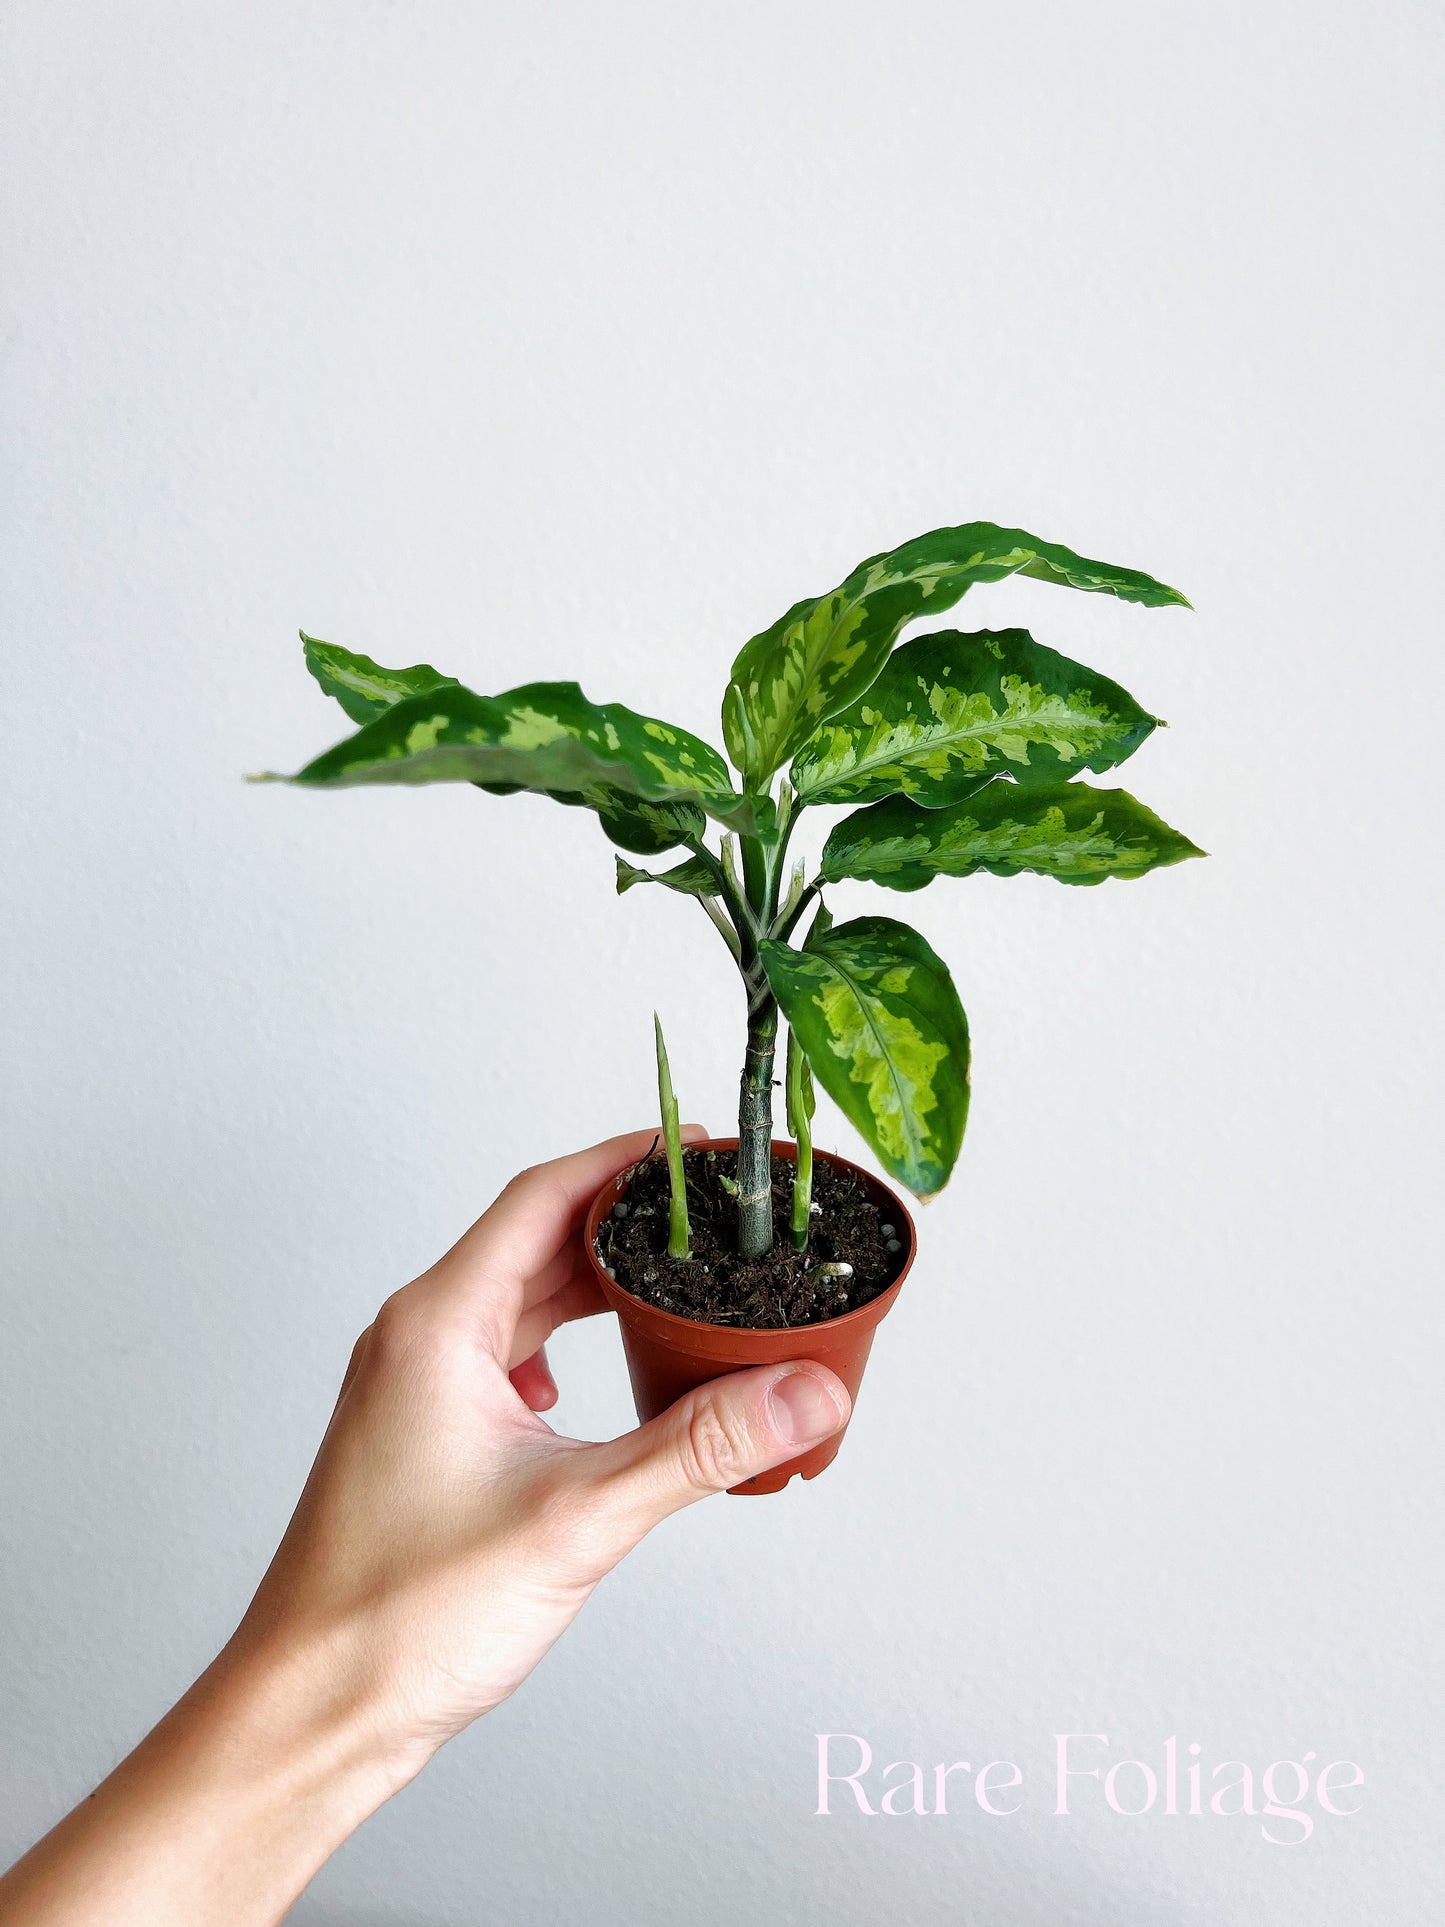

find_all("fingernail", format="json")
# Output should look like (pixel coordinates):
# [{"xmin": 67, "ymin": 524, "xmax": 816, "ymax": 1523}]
[{"xmin": 768, "ymin": 1370, "xmax": 845, "ymax": 1446}]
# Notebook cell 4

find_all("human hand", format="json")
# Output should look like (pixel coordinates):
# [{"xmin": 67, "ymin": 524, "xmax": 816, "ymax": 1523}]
[
  {"xmin": 234, "ymin": 1123, "xmax": 853, "ymax": 1768},
  {"xmin": 0, "ymin": 1127, "xmax": 851, "ymax": 1927}
]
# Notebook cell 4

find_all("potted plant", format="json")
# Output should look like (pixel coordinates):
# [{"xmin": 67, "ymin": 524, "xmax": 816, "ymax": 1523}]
[{"xmin": 258, "ymin": 520, "xmax": 1202, "ymax": 1491}]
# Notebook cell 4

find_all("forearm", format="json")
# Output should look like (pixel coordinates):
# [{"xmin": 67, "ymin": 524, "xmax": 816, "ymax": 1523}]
[{"xmin": 0, "ymin": 1629, "xmax": 423, "ymax": 1927}]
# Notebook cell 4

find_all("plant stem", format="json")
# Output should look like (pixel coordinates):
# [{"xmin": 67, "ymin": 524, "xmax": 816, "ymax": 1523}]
[
  {"xmin": 697, "ymin": 892, "xmax": 743, "ymax": 963},
  {"xmin": 763, "ymin": 782, "xmax": 798, "ymax": 922},
  {"xmin": 736, "ymin": 1001, "xmax": 777, "ymax": 1262},
  {"xmin": 740, "ymin": 826, "xmax": 768, "ymax": 916},
  {"xmin": 771, "ymin": 877, "xmax": 821, "ymax": 945},
  {"xmin": 785, "ymin": 1026, "xmax": 814, "ymax": 1251},
  {"xmin": 708, "ymin": 836, "xmax": 763, "ymax": 948},
  {"xmin": 774, "ymin": 855, "xmax": 807, "ymax": 933},
  {"xmin": 654, "ymin": 1013, "xmax": 690, "ymax": 1261},
  {"xmin": 732, "ymin": 782, "xmax": 795, "ymax": 1261}
]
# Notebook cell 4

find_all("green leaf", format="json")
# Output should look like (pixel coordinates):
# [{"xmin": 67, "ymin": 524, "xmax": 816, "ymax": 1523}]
[
  {"xmin": 301, "ymin": 634, "xmax": 461, "ymax": 725},
  {"xmin": 615, "ymin": 853, "xmax": 719, "ymax": 898},
  {"xmin": 256, "ymin": 680, "xmax": 771, "ymax": 848},
  {"xmin": 593, "ymin": 797, "xmax": 710, "ymax": 856},
  {"xmin": 790, "ymin": 628, "xmax": 1161, "ymax": 807},
  {"xmin": 822, "ymin": 782, "xmax": 1205, "ymax": 892},
  {"xmin": 758, "ymin": 916, "xmax": 970, "ymax": 1196},
  {"xmin": 722, "ymin": 522, "xmax": 1189, "ymax": 790}
]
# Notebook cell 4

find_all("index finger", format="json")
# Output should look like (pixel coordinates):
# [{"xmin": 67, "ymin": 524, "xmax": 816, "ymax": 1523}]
[{"xmin": 415, "ymin": 1123, "xmax": 706, "ymax": 1351}]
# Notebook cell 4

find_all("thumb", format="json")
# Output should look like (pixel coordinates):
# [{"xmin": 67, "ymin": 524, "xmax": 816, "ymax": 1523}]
[{"xmin": 584, "ymin": 1363, "xmax": 851, "ymax": 1540}]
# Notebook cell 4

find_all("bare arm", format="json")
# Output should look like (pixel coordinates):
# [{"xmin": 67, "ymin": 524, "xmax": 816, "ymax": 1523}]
[{"xmin": 0, "ymin": 1127, "xmax": 849, "ymax": 1926}]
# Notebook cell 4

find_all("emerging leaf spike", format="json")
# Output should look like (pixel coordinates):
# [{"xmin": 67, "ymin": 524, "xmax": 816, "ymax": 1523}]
[
  {"xmin": 785, "ymin": 1027, "xmax": 816, "ymax": 1252},
  {"xmin": 654, "ymin": 1014, "xmax": 691, "ymax": 1261}
]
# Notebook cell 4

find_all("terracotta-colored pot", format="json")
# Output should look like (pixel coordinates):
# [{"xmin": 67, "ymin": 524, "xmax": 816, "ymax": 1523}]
[{"xmin": 584, "ymin": 1137, "xmax": 915, "ymax": 1495}]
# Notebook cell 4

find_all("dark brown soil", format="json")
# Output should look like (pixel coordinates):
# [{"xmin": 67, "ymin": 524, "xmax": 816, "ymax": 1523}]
[{"xmin": 595, "ymin": 1147, "xmax": 907, "ymax": 1329}]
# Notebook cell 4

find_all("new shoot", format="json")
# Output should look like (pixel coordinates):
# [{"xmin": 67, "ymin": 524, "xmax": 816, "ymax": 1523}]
[
  {"xmin": 654, "ymin": 1013, "xmax": 690, "ymax": 1261},
  {"xmin": 785, "ymin": 1025, "xmax": 815, "ymax": 1252}
]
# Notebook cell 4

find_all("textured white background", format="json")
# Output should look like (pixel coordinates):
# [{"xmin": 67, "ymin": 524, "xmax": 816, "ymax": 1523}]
[{"xmin": 3, "ymin": 3, "xmax": 1442, "ymax": 1921}]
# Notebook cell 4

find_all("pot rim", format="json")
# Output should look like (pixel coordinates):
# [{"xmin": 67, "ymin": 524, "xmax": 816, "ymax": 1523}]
[{"xmin": 584, "ymin": 1134, "xmax": 918, "ymax": 1344}]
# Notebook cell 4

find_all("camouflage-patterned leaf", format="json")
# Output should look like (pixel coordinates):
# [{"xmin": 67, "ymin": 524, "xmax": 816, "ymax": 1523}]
[
  {"xmin": 723, "ymin": 523, "xmax": 1188, "ymax": 790},
  {"xmin": 615, "ymin": 853, "xmax": 719, "ymax": 898},
  {"xmin": 469, "ymin": 783, "xmax": 712, "ymax": 855},
  {"xmin": 593, "ymin": 796, "xmax": 711, "ymax": 856},
  {"xmin": 256, "ymin": 681, "xmax": 770, "ymax": 845},
  {"xmin": 790, "ymin": 628, "xmax": 1161, "ymax": 807},
  {"xmin": 758, "ymin": 916, "xmax": 969, "ymax": 1196},
  {"xmin": 822, "ymin": 782, "xmax": 1205, "ymax": 891},
  {"xmin": 302, "ymin": 634, "xmax": 460, "ymax": 725}
]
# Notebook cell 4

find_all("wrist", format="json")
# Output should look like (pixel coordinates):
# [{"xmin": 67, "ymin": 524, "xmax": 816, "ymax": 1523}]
[{"xmin": 202, "ymin": 1616, "xmax": 435, "ymax": 1835}]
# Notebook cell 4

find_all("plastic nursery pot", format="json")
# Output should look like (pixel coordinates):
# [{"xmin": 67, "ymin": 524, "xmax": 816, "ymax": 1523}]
[{"xmin": 585, "ymin": 1137, "xmax": 915, "ymax": 1496}]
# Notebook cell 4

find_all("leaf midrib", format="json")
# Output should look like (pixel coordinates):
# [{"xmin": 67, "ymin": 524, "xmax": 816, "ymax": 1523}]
[
  {"xmin": 319, "ymin": 734, "xmax": 755, "ymax": 824},
  {"xmin": 846, "ymin": 830, "xmax": 1158, "ymax": 878},
  {"xmin": 797, "ymin": 694, "xmax": 1137, "ymax": 798}
]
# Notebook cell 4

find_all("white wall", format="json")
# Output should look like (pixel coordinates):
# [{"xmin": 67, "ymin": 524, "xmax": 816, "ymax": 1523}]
[{"xmin": 3, "ymin": 3, "xmax": 1442, "ymax": 1921}]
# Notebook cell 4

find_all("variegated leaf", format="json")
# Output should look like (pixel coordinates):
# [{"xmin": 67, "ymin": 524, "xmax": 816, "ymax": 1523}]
[
  {"xmin": 302, "ymin": 634, "xmax": 460, "ymax": 725},
  {"xmin": 289, "ymin": 639, "xmax": 750, "ymax": 852},
  {"xmin": 614, "ymin": 853, "xmax": 719, "ymax": 897},
  {"xmin": 257, "ymin": 680, "xmax": 770, "ymax": 846},
  {"xmin": 758, "ymin": 916, "xmax": 969, "ymax": 1196},
  {"xmin": 466, "ymin": 778, "xmax": 708, "ymax": 855},
  {"xmin": 790, "ymin": 628, "xmax": 1160, "ymax": 807},
  {"xmin": 592, "ymin": 796, "xmax": 711, "ymax": 856},
  {"xmin": 822, "ymin": 782, "xmax": 1204, "ymax": 891},
  {"xmin": 723, "ymin": 522, "xmax": 1188, "ymax": 790}
]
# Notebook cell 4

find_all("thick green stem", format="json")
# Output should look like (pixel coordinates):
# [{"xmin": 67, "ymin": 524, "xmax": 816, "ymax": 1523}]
[
  {"xmin": 732, "ymin": 786, "xmax": 791, "ymax": 1261},
  {"xmin": 688, "ymin": 837, "xmax": 756, "ymax": 955},
  {"xmin": 737, "ymin": 1001, "xmax": 777, "ymax": 1261},
  {"xmin": 770, "ymin": 782, "xmax": 797, "ymax": 903},
  {"xmin": 785, "ymin": 1027, "xmax": 814, "ymax": 1251},
  {"xmin": 740, "ymin": 830, "xmax": 769, "ymax": 922},
  {"xmin": 654, "ymin": 1013, "xmax": 690, "ymax": 1260}
]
